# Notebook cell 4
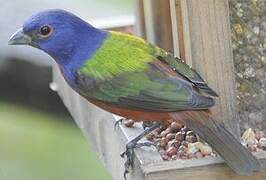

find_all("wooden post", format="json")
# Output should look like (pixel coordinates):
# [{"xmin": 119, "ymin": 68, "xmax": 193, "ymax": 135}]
[
  {"xmin": 134, "ymin": 0, "xmax": 146, "ymax": 38},
  {"xmin": 141, "ymin": 0, "xmax": 174, "ymax": 52},
  {"xmin": 170, "ymin": 0, "xmax": 240, "ymax": 137},
  {"xmin": 169, "ymin": 0, "xmax": 185, "ymax": 59},
  {"xmin": 137, "ymin": 0, "xmax": 239, "ymax": 136}
]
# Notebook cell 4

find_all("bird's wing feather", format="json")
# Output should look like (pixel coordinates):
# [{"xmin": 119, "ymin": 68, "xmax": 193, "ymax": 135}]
[
  {"xmin": 154, "ymin": 52, "xmax": 218, "ymax": 97},
  {"xmin": 76, "ymin": 31, "xmax": 215, "ymax": 112}
]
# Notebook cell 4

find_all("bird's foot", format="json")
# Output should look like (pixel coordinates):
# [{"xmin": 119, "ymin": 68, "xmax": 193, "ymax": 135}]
[
  {"xmin": 120, "ymin": 141, "xmax": 155, "ymax": 179},
  {"xmin": 114, "ymin": 118, "xmax": 127, "ymax": 130},
  {"xmin": 120, "ymin": 122, "xmax": 160, "ymax": 179}
]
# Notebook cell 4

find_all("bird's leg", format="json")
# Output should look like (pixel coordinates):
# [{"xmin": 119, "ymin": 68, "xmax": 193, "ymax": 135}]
[
  {"xmin": 114, "ymin": 117, "xmax": 127, "ymax": 130},
  {"xmin": 121, "ymin": 122, "xmax": 160, "ymax": 179}
]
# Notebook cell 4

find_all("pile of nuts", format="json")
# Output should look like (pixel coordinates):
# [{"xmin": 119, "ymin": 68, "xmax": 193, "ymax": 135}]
[
  {"xmin": 144, "ymin": 121, "xmax": 215, "ymax": 161},
  {"xmin": 123, "ymin": 119, "xmax": 266, "ymax": 161},
  {"xmin": 241, "ymin": 128, "xmax": 266, "ymax": 152},
  {"xmin": 124, "ymin": 119, "xmax": 215, "ymax": 161}
]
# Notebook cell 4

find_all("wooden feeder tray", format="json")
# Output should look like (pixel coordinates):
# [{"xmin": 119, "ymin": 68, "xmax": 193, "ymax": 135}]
[{"xmin": 52, "ymin": 65, "xmax": 266, "ymax": 180}]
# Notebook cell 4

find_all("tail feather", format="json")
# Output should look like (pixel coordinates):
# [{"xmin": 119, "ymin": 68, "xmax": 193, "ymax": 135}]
[{"xmin": 172, "ymin": 111, "xmax": 262, "ymax": 175}]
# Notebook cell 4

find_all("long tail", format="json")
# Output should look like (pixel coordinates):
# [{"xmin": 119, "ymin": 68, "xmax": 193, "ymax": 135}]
[{"xmin": 171, "ymin": 110, "xmax": 262, "ymax": 175}]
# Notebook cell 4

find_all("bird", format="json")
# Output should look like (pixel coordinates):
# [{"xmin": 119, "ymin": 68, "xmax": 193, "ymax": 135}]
[{"xmin": 9, "ymin": 9, "xmax": 262, "ymax": 178}]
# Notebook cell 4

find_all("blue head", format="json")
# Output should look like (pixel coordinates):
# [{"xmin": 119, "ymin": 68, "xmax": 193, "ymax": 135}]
[{"xmin": 9, "ymin": 9, "xmax": 108, "ymax": 69}]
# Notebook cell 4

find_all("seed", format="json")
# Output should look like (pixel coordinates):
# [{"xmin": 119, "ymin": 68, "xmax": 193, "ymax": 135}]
[
  {"xmin": 178, "ymin": 145, "xmax": 187, "ymax": 152},
  {"xmin": 171, "ymin": 155, "xmax": 178, "ymax": 160},
  {"xmin": 175, "ymin": 132, "xmax": 185, "ymax": 141},
  {"xmin": 247, "ymin": 145, "xmax": 257, "ymax": 152},
  {"xmin": 187, "ymin": 143, "xmax": 199, "ymax": 154},
  {"xmin": 168, "ymin": 139, "xmax": 175, "ymax": 146},
  {"xmin": 255, "ymin": 131, "xmax": 264, "ymax": 140},
  {"xmin": 161, "ymin": 131, "xmax": 167, "ymax": 137},
  {"xmin": 180, "ymin": 153, "xmax": 189, "ymax": 159},
  {"xmin": 186, "ymin": 135, "xmax": 197, "ymax": 143},
  {"xmin": 181, "ymin": 141, "xmax": 189, "ymax": 147},
  {"xmin": 195, "ymin": 152, "xmax": 203, "ymax": 159},
  {"xmin": 186, "ymin": 130, "xmax": 195, "ymax": 137},
  {"xmin": 153, "ymin": 138, "xmax": 161, "ymax": 144},
  {"xmin": 146, "ymin": 133, "xmax": 154, "ymax": 141},
  {"xmin": 153, "ymin": 128, "xmax": 161, "ymax": 134},
  {"xmin": 159, "ymin": 137, "xmax": 168, "ymax": 148},
  {"xmin": 166, "ymin": 133, "xmax": 176, "ymax": 141},
  {"xmin": 124, "ymin": 119, "xmax": 134, "ymax": 128},
  {"xmin": 259, "ymin": 138, "xmax": 266, "ymax": 150},
  {"xmin": 166, "ymin": 146, "xmax": 177, "ymax": 156},
  {"xmin": 162, "ymin": 154, "xmax": 170, "ymax": 161},
  {"xmin": 161, "ymin": 127, "xmax": 171, "ymax": 137},
  {"xmin": 199, "ymin": 144, "xmax": 212, "ymax": 155},
  {"xmin": 168, "ymin": 140, "xmax": 181, "ymax": 149},
  {"xmin": 170, "ymin": 122, "xmax": 182, "ymax": 133}
]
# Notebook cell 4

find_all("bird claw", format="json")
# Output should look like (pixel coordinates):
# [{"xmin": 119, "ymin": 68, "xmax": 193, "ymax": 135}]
[
  {"xmin": 119, "ymin": 122, "xmax": 160, "ymax": 180},
  {"xmin": 121, "ymin": 143, "xmax": 134, "ymax": 180},
  {"xmin": 121, "ymin": 141, "xmax": 155, "ymax": 180},
  {"xmin": 114, "ymin": 118, "xmax": 126, "ymax": 130},
  {"xmin": 135, "ymin": 142, "xmax": 155, "ymax": 148}
]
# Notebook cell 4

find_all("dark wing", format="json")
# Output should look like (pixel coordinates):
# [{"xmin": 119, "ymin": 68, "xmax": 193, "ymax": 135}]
[
  {"xmin": 76, "ymin": 59, "xmax": 215, "ymax": 112},
  {"xmin": 156, "ymin": 53, "xmax": 218, "ymax": 97}
]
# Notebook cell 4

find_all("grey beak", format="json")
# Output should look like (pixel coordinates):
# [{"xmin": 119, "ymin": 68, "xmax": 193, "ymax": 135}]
[{"xmin": 8, "ymin": 28, "xmax": 33, "ymax": 46}]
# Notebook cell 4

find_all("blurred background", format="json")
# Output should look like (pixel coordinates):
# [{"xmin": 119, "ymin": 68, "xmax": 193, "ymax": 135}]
[
  {"xmin": 0, "ymin": 0, "xmax": 133, "ymax": 180},
  {"xmin": 229, "ymin": 0, "xmax": 266, "ymax": 131}
]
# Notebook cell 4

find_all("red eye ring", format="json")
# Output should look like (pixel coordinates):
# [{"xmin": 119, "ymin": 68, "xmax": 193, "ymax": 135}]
[{"xmin": 39, "ymin": 25, "xmax": 53, "ymax": 37}]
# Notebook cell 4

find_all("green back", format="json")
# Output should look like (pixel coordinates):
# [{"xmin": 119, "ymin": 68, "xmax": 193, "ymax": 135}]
[{"xmin": 80, "ymin": 31, "xmax": 154, "ymax": 80}]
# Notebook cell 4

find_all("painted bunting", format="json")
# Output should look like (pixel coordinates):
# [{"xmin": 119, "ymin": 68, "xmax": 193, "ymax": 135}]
[{"xmin": 9, "ymin": 9, "xmax": 261, "ymax": 177}]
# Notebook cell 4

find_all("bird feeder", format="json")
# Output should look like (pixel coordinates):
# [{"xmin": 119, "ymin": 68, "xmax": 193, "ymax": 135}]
[{"xmin": 52, "ymin": 0, "xmax": 266, "ymax": 179}]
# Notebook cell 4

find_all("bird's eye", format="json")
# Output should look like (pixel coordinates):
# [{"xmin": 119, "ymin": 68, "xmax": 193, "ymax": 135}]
[{"xmin": 39, "ymin": 25, "xmax": 53, "ymax": 37}]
